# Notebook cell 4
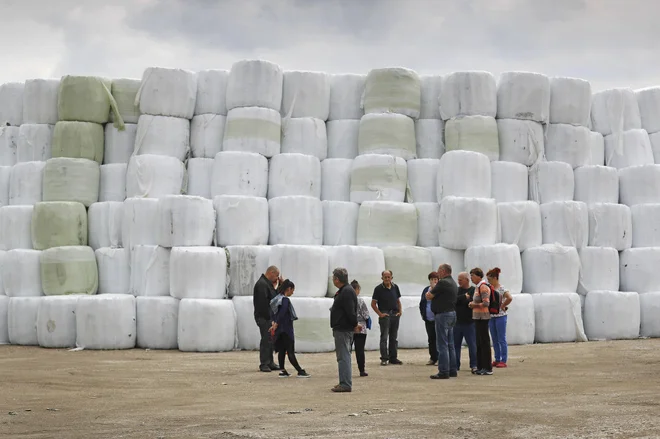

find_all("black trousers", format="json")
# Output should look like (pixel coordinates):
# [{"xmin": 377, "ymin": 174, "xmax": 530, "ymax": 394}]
[
  {"xmin": 424, "ymin": 320, "xmax": 438, "ymax": 362},
  {"xmin": 277, "ymin": 333, "xmax": 303, "ymax": 373},
  {"xmin": 378, "ymin": 315, "xmax": 400, "ymax": 361},
  {"xmin": 256, "ymin": 317, "xmax": 274, "ymax": 367},
  {"xmin": 353, "ymin": 333, "xmax": 367, "ymax": 372},
  {"xmin": 475, "ymin": 319, "xmax": 492, "ymax": 372}
]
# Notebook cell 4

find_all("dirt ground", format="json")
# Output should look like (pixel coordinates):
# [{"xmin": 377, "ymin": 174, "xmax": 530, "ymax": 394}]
[{"xmin": 1, "ymin": 339, "xmax": 659, "ymax": 439}]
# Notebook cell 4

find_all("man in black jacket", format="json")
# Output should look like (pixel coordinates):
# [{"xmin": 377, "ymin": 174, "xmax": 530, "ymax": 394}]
[
  {"xmin": 454, "ymin": 272, "xmax": 477, "ymax": 373},
  {"xmin": 425, "ymin": 264, "xmax": 458, "ymax": 379},
  {"xmin": 419, "ymin": 272, "xmax": 439, "ymax": 366},
  {"xmin": 330, "ymin": 267, "xmax": 361, "ymax": 393},
  {"xmin": 253, "ymin": 265, "xmax": 282, "ymax": 372}
]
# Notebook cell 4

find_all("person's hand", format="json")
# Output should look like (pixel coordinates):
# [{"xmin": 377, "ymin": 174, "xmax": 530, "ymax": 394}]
[
  {"xmin": 425, "ymin": 292, "xmax": 433, "ymax": 300},
  {"xmin": 468, "ymin": 302, "xmax": 474, "ymax": 309},
  {"xmin": 379, "ymin": 313, "xmax": 387, "ymax": 319},
  {"xmin": 354, "ymin": 324, "xmax": 362, "ymax": 333},
  {"xmin": 465, "ymin": 293, "xmax": 470, "ymax": 299},
  {"xmin": 271, "ymin": 322, "xmax": 278, "ymax": 330},
  {"xmin": 395, "ymin": 311, "xmax": 402, "ymax": 317}
]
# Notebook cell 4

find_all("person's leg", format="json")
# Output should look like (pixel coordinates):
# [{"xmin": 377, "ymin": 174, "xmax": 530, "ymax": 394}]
[
  {"xmin": 475, "ymin": 320, "xmax": 486, "ymax": 371},
  {"xmin": 425, "ymin": 320, "xmax": 438, "ymax": 363},
  {"xmin": 448, "ymin": 312, "xmax": 457, "ymax": 374},
  {"xmin": 389, "ymin": 315, "xmax": 400, "ymax": 362},
  {"xmin": 336, "ymin": 331, "xmax": 353, "ymax": 388},
  {"xmin": 465, "ymin": 322, "xmax": 478, "ymax": 370},
  {"xmin": 278, "ymin": 344, "xmax": 286, "ymax": 371},
  {"xmin": 285, "ymin": 337, "xmax": 303, "ymax": 373},
  {"xmin": 453, "ymin": 323, "xmax": 464, "ymax": 371},
  {"xmin": 434, "ymin": 313, "xmax": 449, "ymax": 375},
  {"xmin": 489, "ymin": 318, "xmax": 501, "ymax": 363},
  {"xmin": 497, "ymin": 315, "xmax": 508, "ymax": 364},
  {"xmin": 256, "ymin": 318, "xmax": 273, "ymax": 369},
  {"xmin": 378, "ymin": 316, "xmax": 390, "ymax": 362},
  {"xmin": 354, "ymin": 333, "xmax": 366, "ymax": 373}
]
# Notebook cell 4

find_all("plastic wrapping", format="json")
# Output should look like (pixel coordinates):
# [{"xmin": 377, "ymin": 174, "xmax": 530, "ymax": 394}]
[
  {"xmin": 125, "ymin": 154, "xmax": 185, "ymax": 199},
  {"xmin": 268, "ymin": 245, "xmax": 328, "ymax": 298},
  {"xmin": 9, "ymin": 161, "xmax": 45, "ymax": 205},
  {"xmin": 490, "ymin": 161, "xmax": 528, "ymax": 202},
  {"xmin": 186, "ymin": 158, "xmax": 213, "ymax": 199},
  {"xmin": 631, "ymin": 204, "xmax": 660, "ymax": 247},
  {"xmin": 17, "ymin": 124, "xmax": 53, "ymax": 162},
  {"xmin": 358, "ymin": 113, "xmax": 416, "ymax": 160},
  {"xmin": 588, "ymin": 131, "xmax": 605, "ymax": 166},
  {"xmin": 0, "ymin": 166, "xmax": 10, "ymax": 205},
  {"xmin": 190, "ymin": 114, "xmax": 225, "ymax": 159},
  {"xmin": 211, "ymin": 151, "xmax": 269, "ymax": 198},
  {"xmin": 325, "ymin": 246, "xmax": 385, "ymax": 296},
  {"xmin": 0, "ymin": 295, "xmax": 7, "ymax": 344},
  {"xmin": 640, "ymin": 292, "xmax": 660, "ymax": 337},
  {"xmin": 99, "ymin": 164, "xmax": 127, "ymax": 202},
  {"xmin": 635, "ymin": 87, "xmax": 660, "ymax": 134},
  {"xmin": 36, "ymin": 295, "xmax": 79, "ymax": 348},
  {"xmin": 328, "ymin": 74, "xmax": 365, "ymax": 120},
  {"xmin": 121, "ymin": 198, "xmax": 159, "ymax": 250},
  {"xmin": 604, "ymin": 129, "xmax": 654, "ymax": 169},
  {"xmin": 415, "ymin": 119, "xmax": 445, "ymax": 159},
  {"xmin": 281, "ymin": 71, "xmax": 330, "ymax": 120},
  {"xmin": 320, "ymin": 158, "xmax": 352, "ymax": 202},
  {"xmin": 170, "ymin": 247, "xmax": 227, "ymax": 300},
  {"xmin": 407, "ymin": 159, "xmax": 439, "ymax": 203},
  {"xmin": 577, "ymin": 247, "xmax": 619, "ymax": 295},
  {"xmin": 226, "ymin": 245, "xmax": 272, "ymax": 298},
  {"xmin": 134, "ymin": 115, "xmax": 190, "ymax": 161},
  {"xmin": 2, "ymin": 249, "xmax": 42, "ymax": 297},
  {"xmin": 103, "ymin": 123, "xmax": 137, "ymax": 164},
  {"xmin": 350, "ymin": 154, "xmax": 407, "ymax": 203},
  {"xmin": 427, "ymin": 247, "xmax": 465, "ymax": 276},
  {"xmin": 136, "ymin": 296, "xmax": 179, "ymax": 349},
  {"xmin": 326, "ymin": 120, "xmax": 359, "ymax": 159},
  {"xmin": 382, "ymin": 246, "xmax": 433, "ymax": 296},
  {"xmin": 58, "ymin": 76, "xmax": 112, "ymax": 124},
  {"xmin": 591, "ymin": 88, "xmax": 642, "ymax": 136},
  {"xmin": 268, "ymin": 196, "xmax": 323, "ymax": 245},
  {"xmin": 267, "ymin": 153, "xmax": 321, "ymax": 199},
  {"xmin": 356, "ymin": 201, "xmax": 417, "ymax": 248},
  {"xmin": 419, "ymin": 74, "xmax": 443, "ymax": 119},
  {"xmin": 533, "ymin": 293, "xmax": 587, "ymax": 343},
  {"xmin": 573, "ymin": 165, "xmax": 618, "ymax": 205},
  {"xmin": 322, "ymin": 201, "xmax": 358, "ymax": 246},
  {"xmin": 505, "ymin": 294, "xmax": 535, "ymax": 345},
  {"xmin": 42, "ymin": 158, "xmax": 100, "ymax": 207},
  {"xmin": 280, "ymin": 117, "xmax": 327, "ymax": 159},
  {"xmin": 549, "ymin": 77, "xmax": 591, "ymax": 126},
  {"xmin": 110, "ymin": 78, "xmax": 141, "ymax": 124},
  {"xmin": 362, "ymin": 67, "xmax": 421, "ymax": 118},
  {"xmin": 522, "ymin": 244, "xmax": 580, "ymax": 294},
  {"xmin": 0, "ymin": 82, "xmax": 24, "ymax": 126},
  {"xmin": 0, "ymin": 126, "xmax": 19, "ymax": 166},
  {"xmin": 95, "ymin": 247, "xmax": 130, "ymax": 295},
  {"xmin": 226, "ymin": 60, "xmax": 283, "ymax": 111},
  {"xmin": 528, "ymin": 161, "xmax": 574, "ymax": 204},
  {"xmin": 137, "ymin": 67, "xmax": 196, "ymax": 119},
  {"xmin": 619, "ymin": 164, "xmax": 660, "ymax": 206},
  {"xmin": 223, "ymin": 107, "xmax": 281, "ymax": 157},
  {"xmin": 40, "ymin": 246, "xmax": 98, "ymax": 296},
  {"xmin": 440, "ymin": 71, "xmax": 497, "ymax": 120},
  {"xmin": 177, "ymin": 299, "xmax": 236, "ymax": 352},
  {"xmin": 214, "ymin": 195, "xmax": 269, "ymax": 246},
  {"xmin": 496, "ymin": 71, "xmax": 550, "ymax": 122},
  {"xmin": 464, "ymin": 244, "xmax": 523, "ymax": 294},
  {"xmin": 0, "ymin": 205, "xmax": 33, "ymax": 250},
  {"xmin": 545, "ymin": 123, "xmax": 591, "ymax": 168},
  {"xmin": 584, "ymin": 291, "xmax": 640, "ymax": 340},
  {"xmin": 75, "ymin": 295, "xmax": 136, "ymax": 349},
  {"xmin": 439, "ymin": 197, "xmax": 498, "ymax": 250},
  {"xmin": 88, "ymin": 201, "xmax": 123, "ymax": 250},
  {"xmin": 415, "ymin": 202, "xmax": 439, "ymax": 247},
  {"xmin": 588, "ymin": 203, "xmax": 632, "ymax": 250},
  {"xmin": 0, "ymin": 250, "xmax": 5, "ymax": 295},
  {"xmin": 498, "ymin": 201, "xmax": 542, "ymax": 251},
  {"xmin": 540, "ymin": 201, "xmax": 588, "ymax": 248},
  {"xmin": 32, "ymin": 201, "xmax": 87, "ymax": 250},
  {"xmin": 650, "ymin": 131, "xmax": 660, "ymax": 163},
  {"xmin": 232, "ymin": 296, "xmax": 260, "ymax": 349},
  {"xmin": 23, "ymin": 79, "xmax": 59, "ymax": 124},
  {"xmin": 437, "ymin": 150, "xmax": 491, "ymax": 201},
  {"xmin": 52, "ymin": 121, "xmax": 104, "ymax": 164},
  {"xmin": 157, "ymin": 195, "xmax": 215, "ymax": 247},
  {"xmin": 620, "ymin": 248, "xmax": 660, "ymax": 293},
  {"xmin": 194, "ymin": 69, "xmax": 229, "ymax": 116},
  {"xmin": 389, "ymin": 296, "xmax": 429, "ymax": 349},
  {"xmin": 129, "ymin": 245, "xmax": 170, "ymax": 297},
  {"xmin": 8, "ymin": 297, "xmax": 40, "ymax": 345},
  {"xmin": 444, "ymin": 115, "xmax": 500, "ymax": 161}
]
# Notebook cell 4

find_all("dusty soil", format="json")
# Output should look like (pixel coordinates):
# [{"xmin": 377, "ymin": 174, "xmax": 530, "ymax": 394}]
[{"xmin": 1, "ymin": 339, "xmax": 659, "ymax": 439}]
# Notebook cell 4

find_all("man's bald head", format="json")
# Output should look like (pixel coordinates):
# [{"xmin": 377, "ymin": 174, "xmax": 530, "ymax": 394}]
[{"xmin": 457, "ymin": 272, "xmax": 469, "ymax": 288}]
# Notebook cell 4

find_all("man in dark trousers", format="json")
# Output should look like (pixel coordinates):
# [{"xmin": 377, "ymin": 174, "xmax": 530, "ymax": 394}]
[
  {"xmin": 253, "ymin": 265, "xmax": 282, "ymax": 372},
  {"xmin": 454, "ymin": 272, "xmax": 477, "ymax": 373},
  {"xmin": 419, "ymin": 272, "xmax": 439, "ymax": 366},
  {"xmin": 371, "ymin": 270, "xmax": 403, "ymax": 366},
  {"xmin": 425, "ymin": 264, "xmax": 458, "ymax": 379},
  {"xmin": 330, "ymin": 267, "xmax": 361, "ymax": 393}
]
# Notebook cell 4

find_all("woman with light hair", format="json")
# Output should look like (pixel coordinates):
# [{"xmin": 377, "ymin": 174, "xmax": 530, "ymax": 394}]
[{"xmin": 487, "ymin": 267, "xmax": 513, "ymax": 368}]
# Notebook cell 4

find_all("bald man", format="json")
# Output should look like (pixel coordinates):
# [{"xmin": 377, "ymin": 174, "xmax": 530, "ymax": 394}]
[
  {"xmin": 454, "ymin": 272, "xmax": 477, "ymax": 373},
  {"xmin": 253, "ymin": 266, "xmax": 283, "ymax": 372}
]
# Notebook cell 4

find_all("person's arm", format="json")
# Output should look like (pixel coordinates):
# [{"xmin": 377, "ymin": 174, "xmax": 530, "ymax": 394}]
[
  {"xmin": 456, "ymin": 290, "xmax": 469, "ymax": 307},
  {"xmin": 342, "ymin": 292, "xmax": 359, "ymax": 329},
  {"xmin": 371, "ymin": 289, "xmax": 386, "ymax": 318},
  {"xmin": 470, "ymin": 285, "xmax": 490, "ymax": 311},
  {"xmin": 502, "ymin": 291, "xmax": 513, "ymax": 310},
  {"xmin": 420, "ymin": 289, "xmax": 427, "ymax": 320}
]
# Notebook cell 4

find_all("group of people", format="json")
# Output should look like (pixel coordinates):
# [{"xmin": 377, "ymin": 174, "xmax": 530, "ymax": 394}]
[{"xmin": 252, "ymin": 263, "xmax": 513, "ymax": 392}]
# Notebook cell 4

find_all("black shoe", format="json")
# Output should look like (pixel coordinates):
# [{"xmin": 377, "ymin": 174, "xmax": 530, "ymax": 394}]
[
  {"xmin": 471, "ymin": 368, "xmax": 478, "ymax": 375},
  {"xmin": 269, "ymin": 363, "xmax": 280, "ymax": 371},
  {"xmin": 360, "ymin": 371, "xmax": 368, "ymax": 377},
  {"xmin": 476, "ymin": 369, "xmax": 493, "ymax": 376},
  {"xmin": 279, "ymin": 370, "xmax": 290, "ymax": 378},
  {"xmin": 449, "ymin": 372, "xmax": 458, "ymax": 378},
  {"xmin": 259, "ymin": 366, "xmax": 272, "ymax": 372},
  {"xmin": 389, "ymin": 359, "xmax": 403, "ymax": 365},
  {"xmin": 430, "ymin": 373, "xmax": 450, "ymax": 379},
  {"xmin": 297, "ymin": 370, "xmax": 311, "ymax": 378}
]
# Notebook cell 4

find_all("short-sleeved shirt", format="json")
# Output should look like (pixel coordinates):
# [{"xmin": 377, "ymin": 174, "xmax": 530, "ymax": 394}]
[{"xmin": 372, "ymin": 283, "xmax": 401, "ymax": 313}]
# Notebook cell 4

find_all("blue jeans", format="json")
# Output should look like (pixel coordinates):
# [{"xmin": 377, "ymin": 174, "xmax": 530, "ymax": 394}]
[
  {"xmin": 453, "ymin": 322, "xmax": 477, "ymax": 370},
  {"xmin": 489, "ymin": 315, "xmax": 508, "ymax": 363},
  {"xmin": 434, "ymin": 312, "xmax": 457, "ymax": 375}
]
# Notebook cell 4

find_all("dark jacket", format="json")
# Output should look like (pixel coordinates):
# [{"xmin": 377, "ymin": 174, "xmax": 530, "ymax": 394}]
[
  {"xmin": 429, "ymin": 275, "xmax": 458, "ymax": 314},
  {"xmin": 330, "ymin": 284, "xmax": 358, "ymax": 331},
  {"xmin": 419, "ymin": 286, "xmax": 433, "ymax": 322},
  {"xmin": 253, "ymin": 274, "xmax": 277, "ymax": 320},
  {"xmin": 456, "ymin": 286, "xmax": 475, "ymax": 324}
]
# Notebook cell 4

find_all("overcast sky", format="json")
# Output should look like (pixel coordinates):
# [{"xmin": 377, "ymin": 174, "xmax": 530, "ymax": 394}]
[{"xmin": 2, "ymin": 0, "xmax": 658, "ymax": 91}]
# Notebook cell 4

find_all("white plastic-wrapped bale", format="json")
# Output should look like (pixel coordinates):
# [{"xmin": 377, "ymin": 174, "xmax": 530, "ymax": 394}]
[
  {"xmin": 498, "ymin": 201, "xmax": 542, "ymax": 251},
  {"xmin": 103, "ymin": 123, "xmax": 137, "ymax": 164},
  {"xmin": 588, "ymin": 131, "xmax": 605, "ymax": 166},
  {"xmin": 528, "ymin": 161, "xmax": 574, "ymax": 204},
  {"xmin": 75, "ymin": 294, "xmax": 136, "ymax": 349},
  {"xmin": 121, "ymin": 198, "xmax": 159, "ymax": 250},
  {"xmin": 136, "ymin": 296, "xmax": 179, "ymax": 349},
  {"xmin": 540, "ymin": 201, "xmax": 588, "ymax": 248},
  {"xmin": 226, "ymin": 245, "xmax": 271, "ymax": 298},
  {"xmin": 322, "ymin": 201, "xmax": 358, "ymax": 246},
  {"xmin": 194, "ymin": 69, "xmax": 229, "ymax": 116},
  {"xmin": 0, "ymin": 126, "xmax": 19, "ymax": 166},
  {"xmin": 99, "ymin": 164, "xmax": 126, "ymax": 202},
  {"xmin": 604, "ymin": 129, "xmax": 654, "ymax": 169},
  {"xmin": 325, "ymin": 246, "xmax": 385, "ymax": 296},
  {"xmin": 320, "ymin": 159, "xmax": 351, "ymax": 202},
  {"xmin": 464, "ymin": 244, "xmax": 523, "ymax": 294},
  {"xmin": 584, "ymin": 291, "xmax": 640, "ymax": 340},
  {"xmin": 577, "ymin": 247, "xmax": 619, "ymax": 295},
  {"xmin": 362, "ymin": 67, "xmax": 421, "ymax": 118},
  {"xmin": 134, "ymin": 115, "xmax": 190, "ymax": 161},
  {"xmin": 0, "ymin": 82, "xmax": 24, "ymax": 126},
  {"xmin": 619, "ymin": 165, "xmax": 660, "ymax": 206},
  {"xmin": 137, "ymin": 67, "xmax": 196, "ymax": 119},
  {"xmin": 393, "ymin": 297, "xmax": 429, "ymax": 349},
  {"xmin": 223, "ymin": 107, "xmax": 281, "ymax": 158},
  {"xmin": 88, "ymin": 201, "xmax": 123, "ymax": 250},
  {"xmin": 95, "ymin": 248, "xmax": 130, "ymax": 295},
  {"xmin": 573, "ymin": 166, "xmax": 618, "ymax": 205},
  {"xmin": 635, "ymin": 87, "xmax": 660, "ymax": 134},
  {"xmin": 545, "ymin": 124, "xmax": 591, "ymax": 168},
  {"xmin": 358, "ymin": 113, "xmax": 416, "ymax": 160},
  {"xmin": 0, "ymin": 205, "xmax": 33, "ymax": 250},
  {"xmin": 269, "ymin": 245, "xmax": 328, "ymax": 297},
  {"xmin": 23, "ymin": 79, "xmax": 59, "ymax": 125},
  {"xmin": 170, "ymin": 247, "xmax": 227, "ymax": 300},
  {"xmin": 326, "ymin": 120, "xmax": 359, "ymax": 159},
  {"xmin": 382, "ymin": 246, "xmax": 432, "ymax": 296},
  {"xmin": 2, "ymin": 249, "xmax": 42, "ymax": 297},
  {"xmin": 497, "ymin": 119, "xmax": 545, "ymax": 166},
  {"xmin": 190, "ymin": 114, "xmax": 225, "ymax": 159},
  {"xmin": 58, "ymin": 76, "xmax": 112, "ymax": 124},
  {"xmin": 17, "ymin": 124, "xmax": 53, "ymax": 162},
  {"xmin": 591, "ymin": 88, "xmax": 642, "ymax": 135},
  {"xmin": 631, "ymin": 204, "xmax": 660, "ymax": 247},
  {"xmin": 533, "ymin": 293, "xmax": 587, "ymax": 343},
  {"xmin": 497, "ymin": 72, "xmax": 550, "ymax": 122},
  {"xmin": 350, "ymin": 154, "xmax": 407, "ymax": 203},
  {"xmin": 407, "ymin": 159, "xmax": 439, "ymax": 203},
  {"xmin": 439, "ymin": 197, "xmax": 498, "ymax": 250},
  {"xmin": 40, "ymin": 246, "xmax": 98, "ymax": 296},
  {"xmin": 281, "ymin": 297, "xmax": 335, "ymax": 353},
  {"xmin": 640, "ymin": 292, "xmax": 660, "ymax": 337},
  {"xmin": 226, "ymin": 60, "xmax": 283, "ymax": 111},
  {"xmin": 268, "ymin": 153, "xmax": 321, "ymax": 199},
  {"xmin": 588, "ymin": 203, "xmax": 632, "ymax": 250},
  {"xmin": 0, "ymin": 166, "xmax": 9, "ymax": 205},
  {"xmin": 329, "ymin": 74, "xmax": 365, "ymax": 121},
  {"xmin": 51, "ymin": 121, "xmax": 104, "ymax": 164},
  {"xmin": 126, "ymin": 154, "xmax": 184, "ymax": 199},
  {"xmin": 415, "ymin": 119, "xmax": 445, "ymax": 159},
  {"xmin": 419, "ymin": 75, "xmax": 442, "ymax": 120},
  {"xmin": 280, "ymin": 118, "xmax": 327, "ymax": 159},
  {"xmin": 186, "ymin": 158, "xmax": 213, "ymax": 199},
  {"xmin": 650, "ymin": 132, "xmax": 660, "ymax": 163},
  {"xmin": 157, "ymin": 195, "xmax": 215, "ymax": 247},
  {"xmin": 490, "ymin": 161, "xmax": 528, "ymax": 202},
  {"xmin": 0, "ymin": 295, "xmax": 7, "ymax": 343},
  {"xmin": 281, "ymin": 71, "xmax": 330, "ymax": 120},
  {"xmin": 8, "ymin": 297, "xmax": 40, "ymax": 345},
  {"xmin": 620, "ymin": 248, "xmax": 660, "ymax": 293},
  {"xmin": 505, "ymin": 294, "xmax": 535, "ymax": 345},
  {"xmin": 415, "ymin": 202, "xmax": 439, "ymax": 247},
  {"xmin": 211, "ymin": 151, "xmax": 268, "ymax": 198},
  {"xmin": 42, "ymin": 158, "xmax": 99, "ymax": 207},
  {"xmin": 37, "ymin": 295, "xmax": 79, "ymax": 348},
  {"xmin": 357, "ymin": 201, "xmax": 417, "ymax": 248},
  {"xmin": 549, "ymin": 77, "xmax": 591, "ymax": 126},
  {"xmin": 214, "ymin": 195, "xmax": 269, "ymax": 246},
  {"xmin": 177, "ymin": 298, "xmax": 236, "ymax": 352},
  {"xmin": 0, "ymin": 252, "xmax": 5, "ymax": 294},
  {"xmin": 437, "ymin": 150, "xmax": 491, "ymax": 201},
  {"xmin": 232, "ymin": 296, "xmax": 259, "ymax": 349},
  {"xmin": 428, "ymin": 247, "xmax": 465, "ymax": 276},
  {"xmin": 444, "ymin": 116, "xmax": 500, "ymax": 161},
  {"xmin": 522, "ymin": 245, "xmax": 580, "ymax": 294},
  {"xmin": 129, "ymin": 245, "xmax": 170, "ymax": 297},
  {"xmin": 32, "ymin": 201, "xmax": 87, "ymax": 250},
  {"xmin": 9, "ymin": 161, "xmax": 45, "ymax": 205},
  {"xmin": 440, "ymin": 71, "xmax": 497, "ymax": 119},
  {"xmin": 268, "ymin": 196, "xmax": 323, "ymax": 245},
  {"xmin": 110, "ymin": 78, "xmax": 140, "ymax": 124}
]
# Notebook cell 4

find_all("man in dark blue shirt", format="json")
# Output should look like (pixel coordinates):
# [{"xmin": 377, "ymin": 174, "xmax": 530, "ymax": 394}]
[{"xmin": 371, "ymin": 270, "xmax": 403, "ymax": 366}]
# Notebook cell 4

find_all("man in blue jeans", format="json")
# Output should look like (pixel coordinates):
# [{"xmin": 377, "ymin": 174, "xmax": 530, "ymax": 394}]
[
  {"xmin": 425, "ymin": 264, "xmax": 458, "ymax": 379},
  {"xmin": 454, "ymin": 272, "xmax": 477, "ymax": 373}
]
